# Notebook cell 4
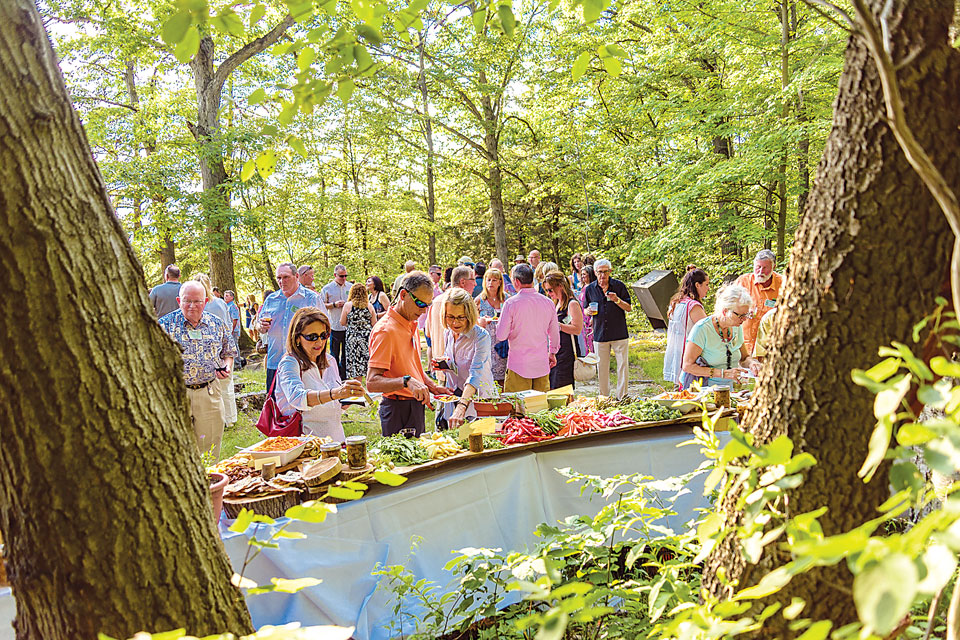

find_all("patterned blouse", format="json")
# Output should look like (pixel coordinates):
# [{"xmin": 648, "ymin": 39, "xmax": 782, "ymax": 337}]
[{"xmin": 158, "ymin": 310, "xmax": 237, "ymax": 385}]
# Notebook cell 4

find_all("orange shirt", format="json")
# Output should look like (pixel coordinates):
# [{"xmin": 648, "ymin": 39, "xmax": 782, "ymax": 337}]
[
  {"xmin": 735, "ymin": 272, "xmax": 783, "ymax": 353},
  {"xmin": 368, "ymin": 306, "xmax": 426, "ymax": 399}
]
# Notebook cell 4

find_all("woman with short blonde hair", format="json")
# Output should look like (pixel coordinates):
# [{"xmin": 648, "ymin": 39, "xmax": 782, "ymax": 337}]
[{"xmin": 435, "ymin": 289, "xmax": 495, "ymax": 430}]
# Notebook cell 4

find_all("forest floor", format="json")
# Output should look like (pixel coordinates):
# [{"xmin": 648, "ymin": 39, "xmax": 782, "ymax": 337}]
[{"xmin": 221, "ymin": 330, "xmax": 668, "ymax": 461}]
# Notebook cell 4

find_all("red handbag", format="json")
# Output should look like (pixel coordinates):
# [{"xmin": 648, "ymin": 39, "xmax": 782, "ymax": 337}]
[{"xmin": 255, "ymin": 375, "xmax": 303, "ymax": 437}]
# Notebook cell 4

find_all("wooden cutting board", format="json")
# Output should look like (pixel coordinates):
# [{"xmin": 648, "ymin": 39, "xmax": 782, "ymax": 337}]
[{"xmin": 301, "ymin": 457, "xmax": 342, "ymax": 487}]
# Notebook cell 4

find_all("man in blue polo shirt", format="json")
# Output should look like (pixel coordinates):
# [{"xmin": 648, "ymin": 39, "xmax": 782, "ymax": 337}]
[{"xmin": 259, "ymin": 263, "xmax": 321, "ymax": 394}]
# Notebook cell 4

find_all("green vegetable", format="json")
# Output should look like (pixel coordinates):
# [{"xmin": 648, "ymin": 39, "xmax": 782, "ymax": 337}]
[
  {"xmin": 529, "ymin": 410, "xmax": 562, "ymax": 434},
  {"xmin": 454, "ymin": 435, "xmax": 505, "ymax": 450},
  {"xmin": 370, "ymin": 435, "xmax": 432, "ymax": 466},
  {"xmin": 620, "ymin": 401, "xmax": 682, "ymax": 423}
]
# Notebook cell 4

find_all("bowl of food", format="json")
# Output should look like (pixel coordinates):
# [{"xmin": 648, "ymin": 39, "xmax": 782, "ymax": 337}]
[
  {"xmin": 244, "ymin": 436, "xmax": 306, "ymax": 466},
  {"xmin": 650, "ymin": 389, "xmax": 703, "ymax": 414}
]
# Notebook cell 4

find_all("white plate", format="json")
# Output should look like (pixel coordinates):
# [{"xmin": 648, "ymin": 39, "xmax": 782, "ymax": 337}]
[
  {"xmin": 650, "ymin": 392, "xmax": 703, "ymax": 414},
  {"xmin": 244, "ymin": 438, "xmax": 306, "ymax": 466}
]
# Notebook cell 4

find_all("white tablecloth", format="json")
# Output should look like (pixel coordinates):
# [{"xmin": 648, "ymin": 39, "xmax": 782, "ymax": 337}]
[{"xmin": 0, "ymin": 425, "xmax": 724, "ymax": 640}]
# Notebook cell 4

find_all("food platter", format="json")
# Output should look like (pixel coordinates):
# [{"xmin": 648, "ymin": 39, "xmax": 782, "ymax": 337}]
[
  {"xmin": 650, "ymin": 390, "xmax": 702, "ymax": 413},
  {"xmin": 243, "ymin": 436, "xmax": 307, "ymax": 466}
]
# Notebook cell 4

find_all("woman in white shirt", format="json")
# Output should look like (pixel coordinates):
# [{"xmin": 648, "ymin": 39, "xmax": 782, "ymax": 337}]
[{"xmin": 275, "ymin": 307, "xmax": 364, "ymax": 441}]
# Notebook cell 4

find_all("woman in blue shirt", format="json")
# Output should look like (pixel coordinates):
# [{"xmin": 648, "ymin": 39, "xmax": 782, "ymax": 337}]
[
  {"xmin": 434, "ymin": 288, "xmax": 496, "ymax": 430},
  {"xmin": 681, "ymin": 284, "xmax": 758, "ymax": 389}
]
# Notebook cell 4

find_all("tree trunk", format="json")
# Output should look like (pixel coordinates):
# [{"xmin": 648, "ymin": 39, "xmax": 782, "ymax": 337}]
[
  {"xmin": 160, "ymin": 235, "xmax": 176, "ymax": 271},
  {"xmin": 0, "ymin": 3, "xmax": 254, "ymax": 638},
  {"xmin": 777, "ymin": 0, "xmax": 790, "ymax": 262},
  {"xmin": 479, "ymin": 83, "xmax": 508, "ymax": 265},
  {"xmin": 797, "ymin": 88, "xmax": 810, "ymax": 217},
  {"xmin": 705, "ymin": 1, "xmax": 960, "ymax": 631},
  {"xmin": 190, "ymin": 36, "xmax": 237, "ymax": 294},
  {"xmin": 764, "ymin": 182, "xmax": 774, "ymax": 250},
  {"xmin": 418, "ymin": 34, "xmax": 438, "ymax": 267}
]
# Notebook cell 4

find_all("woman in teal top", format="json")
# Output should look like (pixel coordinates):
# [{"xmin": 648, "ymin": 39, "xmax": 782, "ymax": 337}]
[{"xmin": 681, "ymin": 284, "xmax": 759, "ymax": 389}]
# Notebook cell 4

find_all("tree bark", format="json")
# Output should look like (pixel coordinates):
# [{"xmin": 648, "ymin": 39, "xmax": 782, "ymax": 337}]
[
  {"xmin": 160, "ymin": 236, "xmax": 177, "ymax": 271},
  {"xmin": 417, "ymin": 34, "xmax": 438, "ymax": 267},
  {"xmin": 0, "ymin": 3, "xmax": 254, "ymax": 638},
  {"xmin": 480, "ymin": 86, "xmax": 509, "ymax": 266},
  {"xmin": 188, "ymin": 17, "xmax": 293, "ymax": 295},
  {"xmin": 777, "ymin": 0, "xmax": 790, "ymax": 262},
  {"xmin": 705, "ymin": 1, "xmax": 960, "ymax": 631}
]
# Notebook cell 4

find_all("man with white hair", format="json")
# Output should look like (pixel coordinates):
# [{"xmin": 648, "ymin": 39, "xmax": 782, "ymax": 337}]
[
  {"xmin": 159, "ymin": 280, "xmax": 236, "ymax": 458},
  {"xmin": 583, "ymin": 258, "xmax": 633, "ymax": 399},
  {"xmin": 391, "ymin": 260, "xmax": 418, "ymax": 300},
  {"xmin": 735, "ymin": 249, "xmax": 782, "ymax": 354}
]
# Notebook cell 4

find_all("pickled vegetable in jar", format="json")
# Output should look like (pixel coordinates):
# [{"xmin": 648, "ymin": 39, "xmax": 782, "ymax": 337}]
[{"xmin": 345, "ymin": 435, "xmax": 367, "ymax": 469}]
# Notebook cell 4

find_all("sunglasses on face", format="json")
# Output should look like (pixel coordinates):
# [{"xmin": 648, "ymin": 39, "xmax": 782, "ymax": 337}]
[
  {"xmin": 301, "ymin": 331, "xmax": 330, "ymax": 342},
  {"xmin": 405, "ymin": 289, "xmax": 431, "ymax": 308}
]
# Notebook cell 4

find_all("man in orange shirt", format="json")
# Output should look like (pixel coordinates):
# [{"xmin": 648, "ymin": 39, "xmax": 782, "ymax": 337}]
[
  {"xmin": 735, "ymin": 249, "xmax": 782, "ymax": 354},
  {"xmin": 367, "ymin": 271, "xmax": 453, "ymax": 436}
]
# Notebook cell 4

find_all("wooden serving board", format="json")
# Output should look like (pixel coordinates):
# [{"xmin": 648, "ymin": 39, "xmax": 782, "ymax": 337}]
[
  {"xmin": 223, "ymin": 491, "xmax": 299, "ymax": 519},
  {"xmin": 301, "ymin": 457, "xmax": 342, "ymax": 487},
  {"xmin": 340, "ymin": 462, "xmax": 374, "ymax": 481}
]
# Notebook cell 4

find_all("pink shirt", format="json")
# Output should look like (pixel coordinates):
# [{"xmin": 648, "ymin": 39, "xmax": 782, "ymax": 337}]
[{"xmin": 496, "ymin": 287, "xmax": 560, "ymax": 379}]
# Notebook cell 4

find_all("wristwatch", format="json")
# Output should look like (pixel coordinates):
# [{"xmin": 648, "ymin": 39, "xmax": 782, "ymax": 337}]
[{"xmin": 402, "ymin": 375, "xmax": 412, "ymax": 388}]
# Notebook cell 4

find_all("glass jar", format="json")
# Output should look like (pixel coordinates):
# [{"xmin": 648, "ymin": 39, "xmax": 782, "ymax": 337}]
[
  {"xmin": 320, "ymin": 442, "xmax": 341, "ymax": 459},
  {"xmin": 345, "ymin": 435, "xmax": 367, "ymax": 469}
]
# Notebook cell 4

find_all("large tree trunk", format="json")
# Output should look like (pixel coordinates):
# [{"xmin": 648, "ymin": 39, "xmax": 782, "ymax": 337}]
[
  {"xmin": 190, "ymin": 36, "xmax": 237, "ymax": 294},
  {"xmin": 0, "ymin": 3, "xmax": 254, "ymax": 638},
  {"xmin": 417, "ymin": 35, "xmax": 438, "ymax": 267},
  {"xmin": 479, "ymin": 84, "xmax": 509, "ymax": 265},
  {"xmin": 160, "ymin": 235, "xmax": 177, "ymax": 271},
  {"xmin": 705, "ymin": 0, "xmax": 960, "ymax": 631}
]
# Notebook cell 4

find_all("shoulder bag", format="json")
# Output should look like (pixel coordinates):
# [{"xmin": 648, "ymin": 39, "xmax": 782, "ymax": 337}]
[{"xmin": 255, "ymin": 375, "xmax": 303, "ymax": 438}]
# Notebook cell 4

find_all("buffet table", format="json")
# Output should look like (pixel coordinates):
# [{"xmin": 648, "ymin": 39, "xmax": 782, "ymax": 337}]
[{"xmin": 220, "ymin": 423, "xmax": 729, "ymax": 640}]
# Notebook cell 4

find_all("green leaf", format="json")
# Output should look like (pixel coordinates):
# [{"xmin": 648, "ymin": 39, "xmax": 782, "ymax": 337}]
[
  {"xmin": 328, "ymin": 485, "xmax": 363, "ymax": 500},
  {"xmin": 211, "ymin": 8, "xmax": 245, "ymax": 36},
  {"xmin": 760, "ymin": 434, "xmax": 793, "ymax": 466},
  {"xmin": 536, "ymin": 609, "xmax": 568, "ymax": 640},
  {"xmin": 336, "ymin": 78, "xmax": 355, "ymax": 103},
  {"xmin": 228, "ymin": 508, "xmax": 254, "ymax": 533},
  {"xmin": 472, "ymin": 8, "xmax": 486, "ymax": 34},
  {"xmin": 604, "ymin": 43, "xmax": 627, "ymax": 58},
  {"xmin": 795, "ymin": 620, "xmax": 832, "ymax": 640},
  {"xmin": 275, "ymin": 530, "xmax": 307, "ymax": 539},
  {"xmin": 874, "ymin": 374, "xmax": 911, "ymax": 419},
  {"xmin": 342, "ymin": 480, "xmax": 368, "ymax": 490},
  {"xmin": 783, "ymin": 452, "xmax": 817, "ymax": 474},
  {"xmin": 286, "ymin": 136, "xmax": 308, "ymax": 158},
  {"xmin": 286, "ymin": 0, "xmax": 315, "ymax": 22},
  {"xmin": 918, "ymin": 383, "xmax": 947, "ymax": 408},
  {"xmin": 581, "ymin": 0, "xmax": 603, "ymax": 22},
  {"xmin": 255, "ymin": 149, "xmax": 277, "ymax": 178},
  {"xmin": 162, "ymin": 11, "xmax": 193, "ymax": 45},
  {"xmin": 736, "ymin": 565, "xmax": 792, "ymax": 599},
  {"xmin": 931, "ymin": 356, "xmax": 960, "ymax": 378},
  {"xmin": 864, "ymin": 357, "xmax": 901, "ymax": 383},
  {"xmin": 917, "ymin": 545, "xmax": 957, "ymax": 595},
  {"xmin": 857, "ymin": 416, "xmax": 892, "ymax": 481},
  {"xmin": 297, "ymin": 47, "xmax": 317, "ymax": 71},
  {"xmin": 853, "ymin": 554, "xmax": 917, "ymax": 636},
  {"xmin": 306, "ymin": 25, "xmax": 328, "ymax": 42},
  {"xmin": 285, "ymin": 502, "xmax": 336, "ymax": 522},
  {"xmin": 497, "ymin": 5, "xmax": 516, "ymax": 37},
  {"xmin": 624, "ymin": 543, "xmax": 645, "ymax": 568},
  {"xmin": 240, "ymin": 158, "xmax": 257, "ymax": 182},
  {"xmin": 896, "ymin": 422, "xmax": 936, "ymax": 446},
  {"xmin": 174, "ymin": 25, "xmax": 200, "ymax": 63},
  {"xmin": 278, "ymin": 102, "xmax": 298, "ymax": 126},
  {"xmin": 572, "ymin": 51, "xmax": 591, "ymax": 81},
  {"xmin": 354, "ymin": 44, "xmax": 375, "ymax": 75},
  {"xmin": 374, "ymin": 470, "xmax": 408, "ymax": 486},
  {"xmin": 782, "ymin": 597, "xmax": 805, "ymax": 620},
  {"xmin": 249, "ymin": 3, "xmax": 266, "ymax": 27},
  {"xmin": 247, "ymin": 88, "xmax": 267, "ymax": 105},
  {"xmin": 550, "ymin": 582, "xmax": 593, "ymax": 599},
  {"xmin": 271, "ymin": 577, "xmax": 322, "ymax": 593}
]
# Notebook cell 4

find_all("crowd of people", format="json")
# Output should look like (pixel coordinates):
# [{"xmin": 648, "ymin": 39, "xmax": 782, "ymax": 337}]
[
  {"xmin": 147, "ymin": 250, "xmax": 636, "ymax": 450},
  {"xmin": 662, "ymin": 249, "xmax": 783, "ymax": 390},
  {"xmin": 148, "ymin": 247, "xmax": 782, "ymax": 455}
]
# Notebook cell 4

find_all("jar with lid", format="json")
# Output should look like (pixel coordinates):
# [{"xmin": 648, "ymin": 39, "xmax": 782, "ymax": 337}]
[{"xmin": 345, "ymin": 435, "xmax": 367, "ymax": 469}]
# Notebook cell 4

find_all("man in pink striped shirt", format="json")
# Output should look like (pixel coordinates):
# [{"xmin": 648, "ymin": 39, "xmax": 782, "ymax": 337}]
[{"xmin": 495, "ymin": 263, "xmax": 560, "ymax": 392}]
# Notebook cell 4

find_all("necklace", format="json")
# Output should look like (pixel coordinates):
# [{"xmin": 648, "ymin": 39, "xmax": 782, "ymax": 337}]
[{"xmin": 713, "ymin": 317, "xmax": 732, "ymax": 343}]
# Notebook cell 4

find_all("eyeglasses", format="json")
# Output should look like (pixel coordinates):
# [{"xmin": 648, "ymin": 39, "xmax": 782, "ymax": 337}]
[
  {"xmin": 445, "ymin": 314, "xmax": 468, "ymax": 323},
  {"xmin": 405, "ymin": 289, "xmax": 431, "ymax": 308},
  {"xmin": 731, "ymin": 309, "xmax": 755, "ymax": 320},
  {"xmin": 301, "ymin": 331, "xmax": 330, "ymax": 342},
  {"xmin": 596, "ymin": 270, "xmax": 611, "ymax": 275}
]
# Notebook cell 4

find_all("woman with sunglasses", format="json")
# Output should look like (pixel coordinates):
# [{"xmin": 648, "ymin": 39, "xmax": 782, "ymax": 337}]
[
  {"xmin": 276, "ymin": 307, "xmax": 364, "ymax": 441},
  {"xmin": 436, "ymin": 288, "xmax": 496, "ymax": 431},
  {"xmin": 681, "ymin": 284, "xmax": 758, "ymax": 389},
  {"xmin": 543, "ymin": 272, "xmax": 583, "ymax": 389}
]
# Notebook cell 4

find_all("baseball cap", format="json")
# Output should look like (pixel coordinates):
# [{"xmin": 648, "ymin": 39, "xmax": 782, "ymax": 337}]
[{"xmin": 458, "ymin": 256, "xmax": 474, "ymax": 266}]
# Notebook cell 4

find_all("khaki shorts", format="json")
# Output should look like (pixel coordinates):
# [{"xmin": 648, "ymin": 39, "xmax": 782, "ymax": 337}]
[{"xmin": 503, "ymin": 369, "xmax": 550, "ymax": 393}]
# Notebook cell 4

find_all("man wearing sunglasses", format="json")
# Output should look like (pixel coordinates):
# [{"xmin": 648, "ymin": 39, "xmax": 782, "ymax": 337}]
[
  {"xmin": 368, "ymin": 271, "xmax": 454, "ymax": 436},
  {"xmin": 735, "ymin": 249, "xmax": 782, "ymax": 354},
  {"xmin": 321, "ymin": 265, "xmax": 353, "ymax": 380},
  {"xmin": 259, "ymin": 263, "xmax": 321, "ymax": 395}
]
